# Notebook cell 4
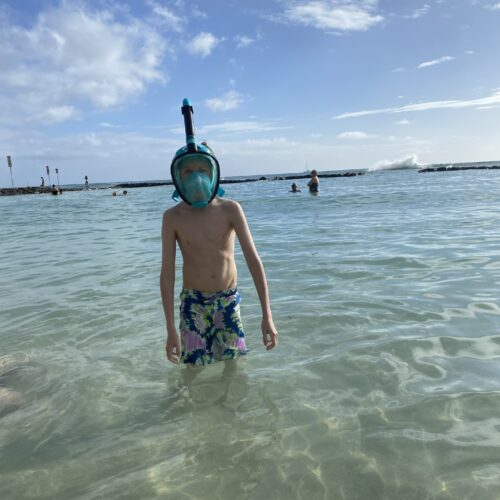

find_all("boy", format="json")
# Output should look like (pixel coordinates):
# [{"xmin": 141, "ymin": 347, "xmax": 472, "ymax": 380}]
[{"xmin": 160, "ymin": 141, "xmax": 278, "ymax": 365}]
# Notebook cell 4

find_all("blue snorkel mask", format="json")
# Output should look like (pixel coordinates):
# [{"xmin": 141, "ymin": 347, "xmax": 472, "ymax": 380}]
[{"xmin": 171, "ymin": 98, "xmax": 224, "ymax": 208}]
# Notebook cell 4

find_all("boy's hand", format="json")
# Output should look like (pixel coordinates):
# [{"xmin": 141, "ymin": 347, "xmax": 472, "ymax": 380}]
[
  {"xmin": 261, "ymin": 318, "xmax": 278, "ymax": 351},
  {"xmin": 166, "ymin": 333, "xmax": 181, "ymax": 364}
]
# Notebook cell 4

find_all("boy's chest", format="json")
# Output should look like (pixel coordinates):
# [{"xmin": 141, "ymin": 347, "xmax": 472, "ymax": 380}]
[{"xmin": 176, "ymin": 215, "xmax": 234, "ymax": 250}]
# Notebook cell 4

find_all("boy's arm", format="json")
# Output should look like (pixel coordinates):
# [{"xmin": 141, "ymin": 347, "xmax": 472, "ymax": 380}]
[
  {"xmin": 160, "ymin": 211, "xmax": 181, "ymax": 363},
  {"xmin": 230, "ymin": 202, "xmax": 278, "ymax": 351}
]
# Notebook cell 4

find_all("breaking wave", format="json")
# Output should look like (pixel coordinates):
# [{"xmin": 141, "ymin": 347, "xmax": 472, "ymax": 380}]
[{"xmin": 369, "ymin": 154, "xmax": 424, "ymax": 172}]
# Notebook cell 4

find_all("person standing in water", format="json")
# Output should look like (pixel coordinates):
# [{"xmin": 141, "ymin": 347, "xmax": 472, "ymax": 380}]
[
  {"xmin": 160, "ymin": 99, "xmax": 278, "ymax": 365},
  {"xmin": 307, "ymin": 170, "xmax": 319, "ymax": 194},
  {"xmin": 84, "ymin": 175, "xmax": 89, "ymax": 190}
]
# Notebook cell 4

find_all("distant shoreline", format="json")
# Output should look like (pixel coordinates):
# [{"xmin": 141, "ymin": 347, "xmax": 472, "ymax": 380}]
[
  {"xmin": 0, "ymin": 171, "xmax": 365, "ymax": 196},
  {"xmin": 2, "ymin": 164, "xmax": 500, "ymax": 196}
]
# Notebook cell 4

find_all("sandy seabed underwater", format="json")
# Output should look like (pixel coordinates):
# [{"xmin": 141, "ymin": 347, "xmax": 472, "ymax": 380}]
[{"xmin": 1, "ymin": 169, "xmax": 500, "ymax": 499}]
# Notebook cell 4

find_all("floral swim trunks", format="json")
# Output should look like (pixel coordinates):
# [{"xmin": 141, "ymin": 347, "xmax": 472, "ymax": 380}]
[{"xmin": 179, "ymin": 287, "xmax": 247, "ymax": 365}]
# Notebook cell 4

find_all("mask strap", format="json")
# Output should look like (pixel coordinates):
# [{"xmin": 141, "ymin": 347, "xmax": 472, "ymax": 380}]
[{"xmin": 217, "ymin": 186, "xmax": 225, "ymax": 197}]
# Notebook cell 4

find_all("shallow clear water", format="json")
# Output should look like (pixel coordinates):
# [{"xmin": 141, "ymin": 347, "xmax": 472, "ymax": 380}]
[{"xmin": 1, "ymin": 169, "xmax": 500, "ymax": 499}]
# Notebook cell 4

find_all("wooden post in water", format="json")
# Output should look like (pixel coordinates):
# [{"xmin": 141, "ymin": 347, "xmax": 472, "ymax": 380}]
[
  {"xmin": 7, "ymin": 156, "xmax": 14, "ymax": 188},
  {"xmin": 46, "ymin": 165, "xmax": 51, "ymax": 186}
]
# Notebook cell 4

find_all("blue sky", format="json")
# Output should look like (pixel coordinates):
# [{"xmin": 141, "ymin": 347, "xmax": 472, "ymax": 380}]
[{"xmin": 1, "ymin": 0, "xmax": 500, "ymax": 185}]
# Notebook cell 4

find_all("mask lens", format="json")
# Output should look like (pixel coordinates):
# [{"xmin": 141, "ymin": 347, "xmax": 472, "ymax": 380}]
[{"xmin": 172, "ymin": 153, "xmax": 217, "ymax": 206}]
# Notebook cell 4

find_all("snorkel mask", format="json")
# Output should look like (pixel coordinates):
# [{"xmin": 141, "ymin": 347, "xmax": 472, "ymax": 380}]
[{"xmin": 170, "ymin": 98, "xmax": 224, "ymax": 208}]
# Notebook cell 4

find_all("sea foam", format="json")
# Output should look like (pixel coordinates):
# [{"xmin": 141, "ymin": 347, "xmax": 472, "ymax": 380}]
[{"xmin": 369, "ymin": 154, "xmax": 424, "ymax": 171}]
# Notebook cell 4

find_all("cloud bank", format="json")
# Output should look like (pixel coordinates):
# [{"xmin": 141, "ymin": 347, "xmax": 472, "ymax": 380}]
[{"xmin": 0, "ymin": 3, "xmax": 166, "ymax": 124}]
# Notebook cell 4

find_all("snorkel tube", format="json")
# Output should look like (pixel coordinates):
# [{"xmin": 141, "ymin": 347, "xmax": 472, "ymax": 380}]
[
  {"xmin": 170, "ymin": 98, "xmax": 223, "ymax": 207},
  {"xmin": 182, "ymin": 98, "xmax": 197, "ymax": 153}
]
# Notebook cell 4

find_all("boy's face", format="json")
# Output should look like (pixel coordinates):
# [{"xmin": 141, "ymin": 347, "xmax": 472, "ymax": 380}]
[
  {"xmin": 171, "ymin": 151, "xmax": 219, "ymax": 207},
  {"xmin": 180, "ymin": 159, "xmax": 212, "ymax": 180}
]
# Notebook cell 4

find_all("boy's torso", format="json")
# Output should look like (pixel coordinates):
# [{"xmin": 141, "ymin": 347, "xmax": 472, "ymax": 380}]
[{"xmin": 169, "ymin": 198, "xmax": 238, "ymax": 293}]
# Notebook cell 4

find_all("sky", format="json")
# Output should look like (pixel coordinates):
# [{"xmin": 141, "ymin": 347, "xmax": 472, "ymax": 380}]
[{"xmin": 1, "ymin": 0, "xmax": 500, "ymax": 186}]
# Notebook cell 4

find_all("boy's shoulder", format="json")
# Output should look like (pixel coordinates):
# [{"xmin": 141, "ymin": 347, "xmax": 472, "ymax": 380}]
[
  {"xmin": 217, "ymin": 197, "xmax": 241, "ymax": 210},
  {"xmin": 162, "ymin": 203, "xmax": 186, "ymax": 227},
  {"xmin": 216, "ymin": 198, "xmax": 246, "ymax": 220},
  {"xmin": 163, "ymin": 203, "xmax": 182, "ymax": 217}
]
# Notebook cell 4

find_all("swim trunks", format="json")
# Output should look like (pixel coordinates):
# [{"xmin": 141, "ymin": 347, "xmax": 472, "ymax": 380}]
[{"xmin": 179, "ymin": 287, "xmax": 247, "ymax": 365}]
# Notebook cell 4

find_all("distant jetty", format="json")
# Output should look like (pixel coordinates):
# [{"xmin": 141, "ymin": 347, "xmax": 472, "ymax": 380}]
[
  {"xmin": 0, "ymin": 171, "xmax": 365, "ymax": 196},
  {"xmin": 419, "ymin": 165, "xmax": 500, "ymax": 173},
  {"xmin": 112, "ymin": 170, "xmax": 365, "ymax": 188},
  {"xmin": 0, "ymin": 186, "xmax": 84, "ymax": 196}
]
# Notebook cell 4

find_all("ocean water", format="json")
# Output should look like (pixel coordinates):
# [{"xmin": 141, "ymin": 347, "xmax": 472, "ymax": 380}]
[{"xmin": 1, "ymin": 169, "xmax": 500, "ymax": 500}]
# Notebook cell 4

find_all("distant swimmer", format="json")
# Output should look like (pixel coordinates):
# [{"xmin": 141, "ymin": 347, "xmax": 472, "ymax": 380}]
[
  {"xmin": 84, "ymin": 175, "xmax": 89, "ymax": 190},
  {"xmin": 40, "ymin": 177, "xmax": 45, "ymax": 188},
  {"xmin": 307, "ymin": 169, "xmax": 319, "ymax": 194},
  {"xmin": 123, "ymin": 190, "xmax": 128, "ymax": 196},
  {"xmin": 51, "ymin": 184, "xmax": 59, "ymax": 195},
  {"xmin": 112, "ymin": 191, "xmax": 117, "ymax": 196},
  {"xmin": 290, "ymin": 182, "xmax": 301, "ymax": 193}
]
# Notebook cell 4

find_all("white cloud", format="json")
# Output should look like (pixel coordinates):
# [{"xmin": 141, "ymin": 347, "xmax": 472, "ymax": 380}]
[
  {"xmin": 485, "ymin": 3, "xmax": 500, "ymax": 10},
  {"xmin": 205, "ymin": 90, "xmax": 245, "ymax": 112},
  {"xmin": 82, "ymin": 133, "xmax": 102, "ymax": 147},
  {"xmin": 192, "ymin": 7, "xmax": 208, "ymax": 18},
  {"xmin": 396, "ymin": 119, "xmax": 411, "ymax": 125},
  {"xmin": 148, "ymin": 1, "xmax": 184, "ymax": 31},
  {"xmin": 200, "ymin": 120, "xmax": 289, "ymax": 134},
  {"xmin": 466, "ymin": 50, "xmax": 475, "ymax": 54},
  {"xmin": 417, "ymin": 56, "xmax": 455, "ymax": 68},
  {"xmin": 234, "ymin": 35, "xmax": 255, "ymax": 48},
  {"xmin": 334, "ymin": 90, "xmax": 500, "ymax": 119},
  {"xmin": 186, "ymin": 32, "xmax": 221, "ymax": 57},
  {"xmin": 405, "ymin": 4, "xmax": 431, "ymax": 19},
  {"xmin": 282, "ymin": 1, "xmax": 383, "ymax": 32},
  {"xmin": 0, "ymin": 4, "xmax": 166, "ymax": 123},
  {"xmin": 337, "ymin": 131, "xmax": 372, "ymax": 139},
  {"xmin": 34, "ymin": 106, "xmax": 78, "ymax": 124},
  {"xmin": 172, "ymin": 119, "xmax": 292, "ymax": 135}
]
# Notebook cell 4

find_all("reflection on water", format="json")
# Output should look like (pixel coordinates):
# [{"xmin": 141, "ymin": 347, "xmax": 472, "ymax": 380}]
[{"xmin": 1, "ymin": 171, "xmax": 500, "ymax": 498}]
